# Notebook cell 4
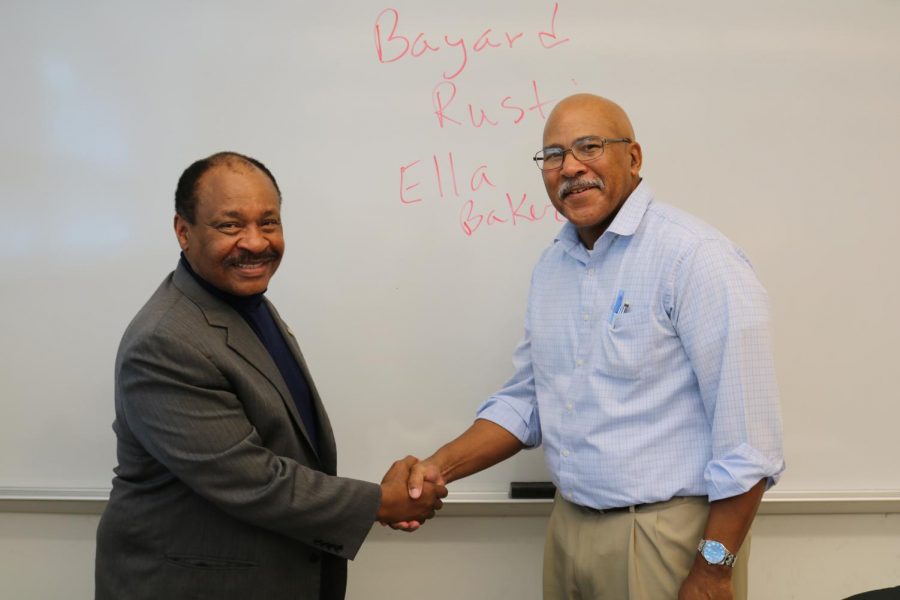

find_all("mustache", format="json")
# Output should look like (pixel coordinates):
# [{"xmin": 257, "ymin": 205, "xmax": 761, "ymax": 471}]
[
  {"xmin": 224, "ymin": 250, "xmax": 280, "ymax": 267},
  {"xmin": 558, "ymin": 177, "xmax": 605, "ymax": 199}
]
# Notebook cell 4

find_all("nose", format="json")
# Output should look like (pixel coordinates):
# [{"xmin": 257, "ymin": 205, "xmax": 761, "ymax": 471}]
[
  {"xmin": 559, "ymin": 150, "xmax": 587, "ymax": 177},
  {"xmin": 237, "ymin": 225, "xmax": 268, "ymax": 253}
]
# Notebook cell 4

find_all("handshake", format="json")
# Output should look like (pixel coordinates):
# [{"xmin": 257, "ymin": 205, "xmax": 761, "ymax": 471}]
[{"xmin": 375, "ymin": 456, "xmax": 447, "ymax": 531}]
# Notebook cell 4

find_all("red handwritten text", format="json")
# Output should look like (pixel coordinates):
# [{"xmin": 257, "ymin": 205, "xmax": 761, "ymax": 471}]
[
  {"xmin": 402, "ymin": 152, "xmax": 491, "ymax": 203},
  {"xmin": 459, "ymin": 194, "xmax": 564, "ymax": 237},
  {"xmin": 374, "ymin": 3, "xmax": 570, "ymax": 80},
  {"xmin": 433, "ymin": 79, "xmax": 554, "ymax": 129},
  {"xmin": 538, "ymin": 3, "xmax": 570, "ymax": 49},
  {"xmin": 398, "ymin": 151, "xmax": 563, "ymax": 237}
]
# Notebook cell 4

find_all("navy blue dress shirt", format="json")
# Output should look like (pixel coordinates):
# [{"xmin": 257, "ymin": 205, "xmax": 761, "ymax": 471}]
[{"xmin": 180, "ymin": 255, "xmax": 319, "ymax": 452}]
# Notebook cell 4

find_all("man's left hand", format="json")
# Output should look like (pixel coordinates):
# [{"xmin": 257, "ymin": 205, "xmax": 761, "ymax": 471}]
[{"xmin": 678, "ymin": 560, "xmax": 733, "ymax": 600}]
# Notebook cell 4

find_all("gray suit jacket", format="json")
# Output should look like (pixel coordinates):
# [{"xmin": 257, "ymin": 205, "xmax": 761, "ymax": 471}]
[{"xmin": 95, "ymin": 263, "xmax": 381, "ymax": 600}]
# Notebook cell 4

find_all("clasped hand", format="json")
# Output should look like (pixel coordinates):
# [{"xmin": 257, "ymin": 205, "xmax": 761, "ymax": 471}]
[{"xmin": 376, "ymin": 456, "xmax": 446, "ymax": 531}]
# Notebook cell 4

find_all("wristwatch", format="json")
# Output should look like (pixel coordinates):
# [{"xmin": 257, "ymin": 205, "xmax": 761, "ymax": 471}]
[{"xmin": 697, "ymin": 539, "xmax": 736, "ymax": 567}]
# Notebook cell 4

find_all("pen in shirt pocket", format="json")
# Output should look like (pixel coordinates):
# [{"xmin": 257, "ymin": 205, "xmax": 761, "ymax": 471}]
[{"xmin": 609, "ymin": 289, "xmax": 629, "ymax": 324}]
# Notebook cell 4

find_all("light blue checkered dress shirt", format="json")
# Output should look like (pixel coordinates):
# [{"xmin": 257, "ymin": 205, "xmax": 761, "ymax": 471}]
[{"xmin": 477, "ymin": 181, "xmax": 785, "ymax": 508}]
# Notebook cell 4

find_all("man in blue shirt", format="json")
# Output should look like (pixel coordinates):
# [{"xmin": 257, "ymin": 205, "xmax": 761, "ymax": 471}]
[{"xmin": 403, "ymin": 95, "xmax": 784, "ymax": 599}]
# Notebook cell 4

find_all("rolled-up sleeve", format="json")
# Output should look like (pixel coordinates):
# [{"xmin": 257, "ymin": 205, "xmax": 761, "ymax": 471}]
[
  {"xmin": 672, "ymin": 239, "xmax": 785, "ymax": 501},
  {"xmin": 476, "ymin": 307, "xmax": 542, "ymax": 448}
]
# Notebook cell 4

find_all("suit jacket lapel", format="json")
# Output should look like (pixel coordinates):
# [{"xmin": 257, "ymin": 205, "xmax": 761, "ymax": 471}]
[{"xmin": 172, "ymin": 265, "xmax": 321, "ymax": 463}]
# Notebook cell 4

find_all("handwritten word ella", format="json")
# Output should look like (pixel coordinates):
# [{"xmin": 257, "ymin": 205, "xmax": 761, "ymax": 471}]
[
  {"xmin": 433, "ymin": 79, "xmax": 553, "ymax": 129},
  {"xmin": 374, "ymin": 3, "xmax": 570, "ymax": 80},
  {"xmin": 397, "ymin": 152, "xmax": 563, "ymax": 236},
  {"xmin": 400, "ymin": 151, "xmax": 497, "ymax": 204}
]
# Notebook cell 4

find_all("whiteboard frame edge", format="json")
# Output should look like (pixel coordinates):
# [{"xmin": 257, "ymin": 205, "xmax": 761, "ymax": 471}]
[{"xmin": 2, "ymin": 488, "xmax": 900, "ymax": 516}]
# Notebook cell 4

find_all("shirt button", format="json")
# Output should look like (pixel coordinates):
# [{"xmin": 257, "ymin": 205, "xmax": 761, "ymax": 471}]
[
  {"xmin": 566, "ymin": 403, "xmax": 573, "ymax": 411},
  {"xmin": 575, "ymin": 358, "xmax": 584, "ymax": 367},
  {"xmin": 562, "ymin": 449, "xmax": 570, "ymax": 457},
  {"xmin": 582, "ymin": 314, "xmax": 590, "ymax": 321}
]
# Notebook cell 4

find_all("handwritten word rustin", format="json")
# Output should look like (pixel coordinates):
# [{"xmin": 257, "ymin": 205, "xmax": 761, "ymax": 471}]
[
  {"xmin": 433, "ymin": 79, "xmax": 554, "ymax": 129},
  {"xmin": 374, "ymin": 3, "xmax": 569, "ymax": 80}
]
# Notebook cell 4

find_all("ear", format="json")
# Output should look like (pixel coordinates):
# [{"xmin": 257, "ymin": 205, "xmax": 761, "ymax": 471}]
[
  {"xmin": 628, "ymin": 141, "xmax": 643, "ymax": 176},
  {"xmin": 174, "ymin": 214, "xmax": 190, "ymax": 251}
]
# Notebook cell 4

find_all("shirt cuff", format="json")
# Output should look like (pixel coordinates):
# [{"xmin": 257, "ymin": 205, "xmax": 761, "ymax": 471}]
[
  {"xmin": 704, "ymin": 443, "xmax": 785, "ymax": 501},
  {"xmin": 475, "ymin": 397, "xmax": 541, "ymax": 448}
]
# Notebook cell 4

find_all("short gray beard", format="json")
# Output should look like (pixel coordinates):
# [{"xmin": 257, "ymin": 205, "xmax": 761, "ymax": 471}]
[{"xmin": 558, "ymin": 177, "xmax": 604, "ymax": 199}]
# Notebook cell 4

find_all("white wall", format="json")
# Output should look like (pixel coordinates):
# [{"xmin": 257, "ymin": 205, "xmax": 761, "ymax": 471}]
[{"xmin": 2, "ymin": 511, "xmax": 898, "ymax": 600}]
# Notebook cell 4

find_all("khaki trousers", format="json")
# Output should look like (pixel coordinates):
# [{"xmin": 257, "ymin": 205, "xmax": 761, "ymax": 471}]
[{"xmin": 543, "ymin": 494, "xmax": 750, "ymax": 600}]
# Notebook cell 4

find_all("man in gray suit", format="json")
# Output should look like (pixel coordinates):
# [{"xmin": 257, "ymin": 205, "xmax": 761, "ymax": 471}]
[{"xmin": 95, "ymin": 152, "xmax": 446, "ymax": 600}]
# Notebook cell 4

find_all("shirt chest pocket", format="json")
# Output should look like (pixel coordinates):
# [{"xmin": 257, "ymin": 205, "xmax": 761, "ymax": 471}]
[{"xmin": 594, "ymin": 306, "xmax": 656, "ymax": 380}]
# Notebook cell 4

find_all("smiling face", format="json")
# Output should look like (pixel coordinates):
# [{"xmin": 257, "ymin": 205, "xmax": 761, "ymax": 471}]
[
  {"xmin": 174, "ymin": 162, "xmax": 284, "ymax": 296},
  {"xmin": 541, "ymin": 94, "xmax": 643, "ymax": 249}
]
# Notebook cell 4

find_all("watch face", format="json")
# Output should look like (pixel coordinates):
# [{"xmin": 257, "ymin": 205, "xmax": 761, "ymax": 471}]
[{"xmin": 702, "ymin": 541, "xmax": 727, "ymax": 564}]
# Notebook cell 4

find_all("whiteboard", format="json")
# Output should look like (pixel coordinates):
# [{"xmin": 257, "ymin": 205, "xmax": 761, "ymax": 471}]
[{"xmin": 1, "ymin": 0, "xmax": 898, "ymax": 497}]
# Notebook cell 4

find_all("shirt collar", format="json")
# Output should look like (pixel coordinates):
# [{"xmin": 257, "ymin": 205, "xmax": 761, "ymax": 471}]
[
  {"xmin": 553, "ymin": 179, "xmax": 654, "ymax": 250},
  {"xmin": 606, "ymin": 179, "xmax": 652, "ymax": 237}
]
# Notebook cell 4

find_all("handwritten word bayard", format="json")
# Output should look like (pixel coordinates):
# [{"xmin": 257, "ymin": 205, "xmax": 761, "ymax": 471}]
[
  {"xmin": 374, "ymin": 3, "xmax": 570, "ymax": 80},
  {"xmin": 433, "ymin": 79, "xmax": 554, "ymax": 129},
  {"xmin": 460, "ymin": 195, "xmax": 564, "ymax": 237}
]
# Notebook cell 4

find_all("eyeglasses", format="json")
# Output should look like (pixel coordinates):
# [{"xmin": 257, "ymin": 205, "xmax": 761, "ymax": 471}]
[{"xmin": 532, "ymin": 136, "xmax": 632, "ymax": 171}]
